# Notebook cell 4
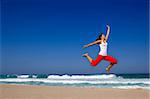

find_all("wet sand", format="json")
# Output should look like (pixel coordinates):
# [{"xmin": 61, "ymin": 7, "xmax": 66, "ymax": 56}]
[{"xmin": 0, "ymin": 84, "xmax": 149, "ymax": 99}]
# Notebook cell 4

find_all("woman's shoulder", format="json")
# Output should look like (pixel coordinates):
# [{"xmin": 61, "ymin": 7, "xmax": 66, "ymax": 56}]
[
  {"xmin": 96, "ymin": 40, "xmax": 101, "ymax": 44},
  {"xmin": 103, "ymin": 39, "xmax": 108, "ymax": 43}
]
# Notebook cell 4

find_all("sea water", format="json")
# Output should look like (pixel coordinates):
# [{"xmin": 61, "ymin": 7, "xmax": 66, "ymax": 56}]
[{"xmin": 0, "ymin": 74, "xmax": 149, "ymax": 89}]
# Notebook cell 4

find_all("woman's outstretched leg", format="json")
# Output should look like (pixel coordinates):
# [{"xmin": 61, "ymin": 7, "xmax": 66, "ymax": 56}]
[
  {"xmin": 104, "ymin": 55, "xmax": 118, "ymax": 73},
  {"xmin": 82, "ymin": 53, "xmax": 103, "ymax": 66},
  {"xmin": 82, "ymin": 53, "xmax": 92, "ymax": 63}
]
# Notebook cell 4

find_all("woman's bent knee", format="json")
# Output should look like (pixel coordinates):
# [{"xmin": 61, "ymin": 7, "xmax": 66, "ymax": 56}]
[
  {"xmin": 90, "ymin": 60, "xmax": 98, "ymax": 67},
  {"xmin": 112, "ymin": 59, "xmax": 118, "ymax": 64}
]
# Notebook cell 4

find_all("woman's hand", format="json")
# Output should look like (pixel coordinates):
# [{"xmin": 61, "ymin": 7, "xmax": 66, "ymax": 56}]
[{"xmin": 106, "ymin": 25, "xmax": 110, "ymax": 28}]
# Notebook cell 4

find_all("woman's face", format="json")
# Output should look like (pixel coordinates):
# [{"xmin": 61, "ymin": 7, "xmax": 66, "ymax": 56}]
[{"xmin": 101, "ymin": 34, "xmax": 105, "ymax": 40}]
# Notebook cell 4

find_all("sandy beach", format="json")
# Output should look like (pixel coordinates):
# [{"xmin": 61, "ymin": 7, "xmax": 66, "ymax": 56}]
[{"xmin": 0, "ymin": 84, "xmax": 149, "ymax": 99}]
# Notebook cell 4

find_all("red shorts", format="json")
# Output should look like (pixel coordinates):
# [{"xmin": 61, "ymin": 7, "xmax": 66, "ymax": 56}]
[{"xmin": 90, "ymin": 55, "xmax": 117, "ymax": 66}]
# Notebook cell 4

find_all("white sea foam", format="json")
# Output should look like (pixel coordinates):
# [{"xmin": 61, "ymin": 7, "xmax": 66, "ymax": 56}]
[
  {"xmin": 0, "ymin": 78, "xmax": 149, "ymax": 84},
  {"xmin": 0, "ymin": 74, "xmax": 149, "ymax": 89},
  {"xmin": 47, "ymin": 74, "xmax": 119, "ymax": 79},
  {"xmin": 32, "ymin": 75, "xmax": 37, "ymax": 78},
  {"xmin": 112, "ymin": 86, "xmax": 150, "ymax": 89},
  {"xmin": 17, "ymin": 75, "xmax": 29, "ymax": 78}
]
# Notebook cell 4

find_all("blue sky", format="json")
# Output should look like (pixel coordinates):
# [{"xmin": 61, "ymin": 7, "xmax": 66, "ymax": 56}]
[{"xmin": 1, "ymin": 0, "xmax": 149, "ymax": 74}]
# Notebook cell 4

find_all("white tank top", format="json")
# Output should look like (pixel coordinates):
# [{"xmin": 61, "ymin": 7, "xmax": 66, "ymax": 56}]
[{"xmin": 99, "ymin": 41, "xmax": 108, "ymax": 56}]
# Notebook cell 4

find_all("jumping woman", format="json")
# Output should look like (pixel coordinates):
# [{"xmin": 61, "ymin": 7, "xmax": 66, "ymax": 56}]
[{"xmin": 82, "ymin": 25, "xmax": 117, "ymax": 73}]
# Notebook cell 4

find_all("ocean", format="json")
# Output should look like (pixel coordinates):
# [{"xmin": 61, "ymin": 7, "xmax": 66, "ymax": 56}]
[{"xmin": 0, "ymin": 74, "xmax": 149, "ymax": 89}]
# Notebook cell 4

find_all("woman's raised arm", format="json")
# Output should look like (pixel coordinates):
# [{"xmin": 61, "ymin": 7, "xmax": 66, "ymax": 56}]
[{"xmin": 105, "ymin": 25, "xmax": 110, "ymax": 41}]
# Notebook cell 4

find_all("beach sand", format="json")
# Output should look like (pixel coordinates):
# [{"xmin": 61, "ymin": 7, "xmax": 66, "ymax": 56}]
[{"xmin": 0, "ymin": 84, "xmax": 149, "ymax": 99}]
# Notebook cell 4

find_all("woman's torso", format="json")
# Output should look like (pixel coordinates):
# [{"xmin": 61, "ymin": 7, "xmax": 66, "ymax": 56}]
[{"xmin": 99, "ymin": 41, "xmax": 108, "ymax": 56}]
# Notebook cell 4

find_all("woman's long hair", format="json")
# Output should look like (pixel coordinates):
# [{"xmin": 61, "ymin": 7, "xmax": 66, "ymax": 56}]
[{"xmin": 96, "ymin": 33, "xmax": 103, "ymax": 41}]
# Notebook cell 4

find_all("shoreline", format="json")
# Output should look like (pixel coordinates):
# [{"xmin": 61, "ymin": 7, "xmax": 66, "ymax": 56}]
[
  {"xmin": 0, "ymin": 83, "xmax": 149, "ymax": 90},
  {"xmin": 0, "ymin": 84, "xmax": 150, "ymax": 99}
]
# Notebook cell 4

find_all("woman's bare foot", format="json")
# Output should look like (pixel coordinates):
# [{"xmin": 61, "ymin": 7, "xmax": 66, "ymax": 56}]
[
  {"xmin": 106, "ymin": 67, "xmax": 110, "ymax": 73},
  {"xmin": 82, "ymin": 53, "xmax": 88, "ymax": 57},
  {"xmin": 106, "ymin": 63, "xmax": 114, "ymax": 73}
]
